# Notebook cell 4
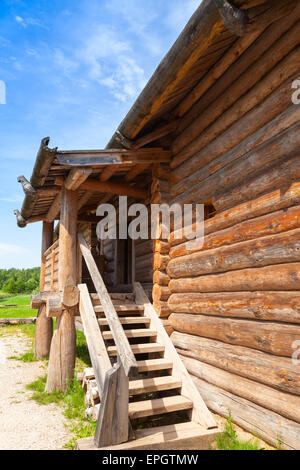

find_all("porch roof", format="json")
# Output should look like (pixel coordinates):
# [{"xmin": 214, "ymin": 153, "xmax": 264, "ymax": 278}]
[{"xmin": 15, "ymin": 0, "xmax": 287, "ymax": 227}]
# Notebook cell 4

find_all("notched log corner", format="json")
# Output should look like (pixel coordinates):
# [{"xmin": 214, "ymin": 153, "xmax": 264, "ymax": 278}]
[{"xmin": 215, "ymin": 0, "xmax": 249, "ymax": 36}]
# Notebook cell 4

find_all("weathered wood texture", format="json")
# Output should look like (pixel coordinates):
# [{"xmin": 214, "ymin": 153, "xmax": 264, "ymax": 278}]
[
  {"xmin": 172, "ymin": 332, "xmax": 300, "ymax": 397},
  {"xmin": 169, "ymin": 313, "xmax": 300, "ymax": 357},
  {"xmin": 35, "ymin": 221, "xmax": 54, "ymax": 359},
  {"xmin": 169, "ymin": 263, "xmax": 300, "ymax": 293},
  {"xmin": 168, "ymin": 292, "xmax": 300, "ymax": 324},
  {"xmin": 46, "ymin": 188, "xmax": 78, "ymax": 393},
  {"xmin": 167, "ymin": 228, "xmax": 300, "ymax": 278}
]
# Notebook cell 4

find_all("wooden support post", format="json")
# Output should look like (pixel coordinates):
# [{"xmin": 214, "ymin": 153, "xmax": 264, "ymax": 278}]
[
  {"xmin": 46, "ymin": 188, "xmax": 78, "ymax": 393},
  {"xmin": 34, "ymin": 222, "xmax": 54, "ymax": 360},
  {"xmin": 94, "ymin": 361, "xmax": 129, "ymax": 448}
]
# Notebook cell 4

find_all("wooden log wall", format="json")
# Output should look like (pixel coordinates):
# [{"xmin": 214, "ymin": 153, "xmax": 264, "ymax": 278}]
[
  {"xmin": 166, "ymin": 9, "xmax": 300, "ymax": 449},
  {"xmin": 43, "ymin": 240, "xmax": 59, "ymax": 292},
  {"xmin": 151, "ymin": 164, "xmax": 171, "ymax": 318}
]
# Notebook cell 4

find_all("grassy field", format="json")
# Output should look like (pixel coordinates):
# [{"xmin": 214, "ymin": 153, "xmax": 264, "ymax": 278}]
[{"xmin": 0, "ymin": 293, "xmax": 37, "ymax": 318}]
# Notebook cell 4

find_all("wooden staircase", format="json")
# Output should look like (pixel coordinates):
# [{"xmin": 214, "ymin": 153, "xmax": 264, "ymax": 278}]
[{"xmin": 76, "ymin": 233, "xmax": 219, "ymax": 450}]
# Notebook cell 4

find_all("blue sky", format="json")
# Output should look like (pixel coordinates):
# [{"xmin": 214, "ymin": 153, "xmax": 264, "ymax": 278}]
[{"xmin": 0, "ymin": 0, "xmax": 200, "ymax": 269}]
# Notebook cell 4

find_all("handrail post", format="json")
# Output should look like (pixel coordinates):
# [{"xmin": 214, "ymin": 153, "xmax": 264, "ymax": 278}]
[{"xmin": 94, "ymin": 360, "xmax": 129, "ymax": 448}]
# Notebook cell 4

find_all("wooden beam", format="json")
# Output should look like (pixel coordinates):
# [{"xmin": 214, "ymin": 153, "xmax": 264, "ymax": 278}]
[
  {"xmin": 99, "ymin": 166, "xmax": 120, "ymax": 183},
  {"xmin": 65, "ymin": 168, "xmax": 92, "ymax": 191},
  {"xmin": 78, "ymin": 191, "xmax": 93, "ymax": 210},
  {"xmin": 78, "ymin": 232, "xmax": 138, "ymax": 378},
  {"xmin": 45, "ymin": 193, "xmax": 62, "ymax": 223},
  {"xmin": 95, "ymin": 362, "xmax": 129, "ymax": 448},
  {"xmin": 133, "ymin": 121, "xmax": 180, "ymax": 149},
  {"xmin": 78, "ymin": 284, "xmax": 111, "ymax": 395},
  {"xmin": 56, "ymin": 148, "xmax": 171, "ymax": 167},
  {"xmin": 46, "ymin": 188, "xmax": 78, "ymax": 393},
  {"xmin": 126, "ymin": 163, "xmax": 150, "ymax": 182},
  {"xmin": 133, "ymin": 282, "xmax": 217, "ymax": 430},
  {"xmin": 215, "ymin": 0, "xmax": 299, "ymax": 36},
  {"xmin": 80, "ymin": 180, "xmax": 147, "ymax": 199}
]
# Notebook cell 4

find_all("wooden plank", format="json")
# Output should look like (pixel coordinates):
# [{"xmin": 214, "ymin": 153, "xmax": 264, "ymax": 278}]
[
  {"xmin": 133, "ymin": 282, "xmax": 217, "ymax": 430},
  {"xmin": 78, "ymin": 284, "xmax": 111, "ymax": 396},
  {"xmin": 107, "ymin": 343, "xmax": 165, "ymax": 357},
  {"xmin": 78, "ymin": 232, "xmax": 138, "ymax": 377},
  {"xmin": 79, "ymin": 180, "xmax": 147, "ymax": 199},
  {"xmin": 45, "ymin": 193, "xmax": 61, "ymax": 223},
  {"xmin": 129, "ymin": 395, "xmax": 193, "ymax": 419},
  {"xmin": 129, "ymin": 376, "xmax": 181, "ymax": 396},
  {"xmin": 57, "ymin": 148, "xmax": 171, "ymax": 166},
  {"xmin": 76, "ymin": 422, "xmax": 218, "ymax": 451},
  {"xmin": 65, "ymin": 168, "xmax": 92, "ymax": 191},
  {"xmin": 137, "ymin": 358, "xmax": 173, "ymax": 373},
  {"xmin": 102, "ymin": 329, "xmax": 157, "ymax": 340},
  {"xmin": 98, "ymin": 317, "xmax": 151, "ymax": 326},
  {"xmin": 94, "ymin": 362, "xmax": 129, "ymax": 448}
]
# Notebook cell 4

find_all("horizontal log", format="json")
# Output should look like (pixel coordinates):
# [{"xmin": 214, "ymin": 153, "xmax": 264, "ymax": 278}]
[
  {"xmin": 0, "ymin": 318, "xmax": 36, "ymax": 326},
  {"xmin": 169, "ymin": 263, "xmax": 300, "ymax": 293},
  {"xmin": 170, "ymin": 204, "xmax": 300, "ymax": 258},
  {"xmin": 46, "ymin": 295, "xmax": 63, "ymax": 318},
  {"xmin": 167, "ymin": 227, "xmax": 300, "ymax": 279},
  {"xmin": 172, "ymin": 30, "xmax": 300, "ymax": 167},
  {"xmin": 153, "ymin": 254, "xmax": 170, "ymax": 271},
  {"xmin": 169, "ymin": 313, "xmax": 300, "ymax": 357},
  {"xmin": 153, "ymin": 301, "xmax": 171, "ymax": 319},
  {"xmin": 192, "ymin": 375, "xmax": 300, "ymax": 450},
  {"xmin": 170, "ymin": 181, "xmax": 300, "ymax": 246},
  {"xmin": 172, "ymin": 100, "xmax": 299, "ymax": 193},
  {"xmin": 153, "ymin": 270, "xmax": 170, "ymax": 286},
  {"xmin": 79, "ymin": 180, "xmax": 147, "ymax": 200},
  {"xmin": 162, "ymin": 319, "xmax": 174, "ymax": 337},
  {"xmin": 152, "ymin": 284, "xmax": 171, "ymax": 302},
  {"xmin": 171, "ymin": 332, "xmax": 300, "ymax": 396},
  {"xmin": 180, "ymin": 355, "xmax": 300, "ymax": 425},
  {"xmin": 168, "ymin": 292, "xmax": 300, "ymax": 324},
  {"xmin": 173, "ymin": 121, "xmax": 300, "ymax": 206},
  {"xmin": 214, "ymin": 150, "xmax": 300, "ymax": 212},
  {"xmin": 65, "ymin": 168, "xmax": 92, "ymax": 191}
]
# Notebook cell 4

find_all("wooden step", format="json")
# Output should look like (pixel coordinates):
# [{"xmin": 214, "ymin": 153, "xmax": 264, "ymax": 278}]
[
  {"xmin": 94, "ymin": 304, "xmax": 144, "ymax": 314},
  {"xmin": 98, "ymin": 317, "xmax": 151, "ymax": 327},
  {"xmin": 76, "ymin": 422, "xmax": 219, "ymax": 450},
  {"xmin": 137, "ymin": 358, "xmax": 173, "ymax": 372},
  {"xmin": 107, "ymin": 343, "xmax": 165, "ymax": 357},
  {"xmin": 102, "ymin": 328, "xmax": 157, "ymax": 340},
  {"xmin": 90, "ymin": 293, "xmax": 135, "ymax": 302},
  {"xmin": 129, "ymin": 376, "xmax": 181, "ymax": 396},
  {"xmin": 129, "ymin": 395, "xmax": 193, "ymax": 419}
]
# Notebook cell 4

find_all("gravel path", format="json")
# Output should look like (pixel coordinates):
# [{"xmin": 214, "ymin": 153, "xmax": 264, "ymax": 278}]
[{"xmin": 0, "ymin": 332, "xmax": 72, "ymax": 450}]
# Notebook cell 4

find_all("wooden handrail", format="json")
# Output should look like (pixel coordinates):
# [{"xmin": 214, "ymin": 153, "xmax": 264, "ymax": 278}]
[{"xmin": 78, "ymin": 231, "xmax": 138, "ymax": 378}]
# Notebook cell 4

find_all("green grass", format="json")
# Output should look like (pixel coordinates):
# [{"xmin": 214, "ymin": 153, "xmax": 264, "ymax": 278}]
[
  {"xmin": 0, "ymin": 294, "xmax": 37, "ymax": 319},
  {"xmin": 216, "ymin": 416, "xmax": 261, "ymax": 450}
]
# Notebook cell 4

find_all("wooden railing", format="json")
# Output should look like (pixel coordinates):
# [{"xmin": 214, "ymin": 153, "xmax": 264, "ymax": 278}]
[
  {"xmin": 42, "ymin": 240, "xmax": 59, "ymax": 292},
  {"xmin": 78, "ymin": 232, "xmax": 138, "ymax": 448}
]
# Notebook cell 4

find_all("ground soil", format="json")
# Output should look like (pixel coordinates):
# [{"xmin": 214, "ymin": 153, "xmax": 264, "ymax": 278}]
[{"xmin": 0, "ymin": 332, "xmax": 72, "ymax": 450}]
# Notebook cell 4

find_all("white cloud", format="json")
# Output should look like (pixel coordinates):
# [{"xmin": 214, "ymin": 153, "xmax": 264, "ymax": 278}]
[
  {"xmin": 165, "ymin": 0, "xmax": 200, "ymax": 32},
  {"xmin": 78, "ymin": 26, "xmax": 146, "ymax": 103},
  {"xmin": 0, "ymin": 243, "xmax": 28, "ymax": 255},
  {"xmin": 0, "ymin": 194, "xmax": 23, "ymax": 203}
]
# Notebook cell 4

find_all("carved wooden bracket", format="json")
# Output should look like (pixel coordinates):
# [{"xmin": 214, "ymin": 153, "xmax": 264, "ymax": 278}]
[
  {"xmin": 17, "ymin": 175, "xmax": 37, "ymax": 195},
  {"xmin": 215, "ymin": 0, "xmax": 249, "ymax": 36},
  {"xmin": 14, "ymin": 209, "xmax": 27, "ymax": 228}
]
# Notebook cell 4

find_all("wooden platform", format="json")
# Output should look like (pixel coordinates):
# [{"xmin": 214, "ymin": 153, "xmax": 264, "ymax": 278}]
[{"xmin": 76, "ymin": 422, "xmax": 219, "ymax": 451}]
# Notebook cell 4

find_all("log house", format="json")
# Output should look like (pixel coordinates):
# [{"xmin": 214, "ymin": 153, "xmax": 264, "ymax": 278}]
[{"xmin": 16, "ymin": 0, "xmax": 300, "ymax": 449}]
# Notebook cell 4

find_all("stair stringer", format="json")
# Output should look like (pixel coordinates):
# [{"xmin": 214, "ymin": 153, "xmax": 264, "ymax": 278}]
[{"xmin": 133, "ymin": 282, "xmax": 217, "ymax": 430}]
